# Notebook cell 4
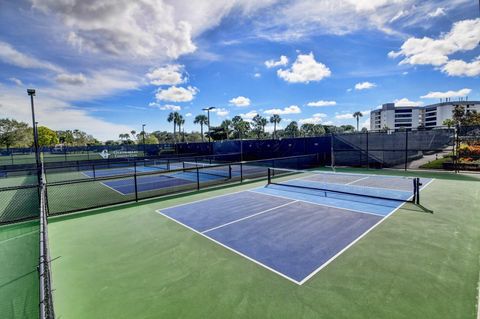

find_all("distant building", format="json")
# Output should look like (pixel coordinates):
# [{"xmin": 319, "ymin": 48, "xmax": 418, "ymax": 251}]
[{"xmin": 370, "ymin": 100, "xmax": 480, "ymax": 131}]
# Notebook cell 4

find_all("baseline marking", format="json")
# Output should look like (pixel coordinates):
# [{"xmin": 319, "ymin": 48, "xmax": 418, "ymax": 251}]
[{"xmin": 156, "ymin": 208, "xmax": 302, "ymax": 285}]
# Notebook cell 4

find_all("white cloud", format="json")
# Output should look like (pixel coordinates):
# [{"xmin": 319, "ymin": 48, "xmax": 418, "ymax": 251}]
[
  {"xmin": 55, "ymin": 73, "xmax": 87, "ymax": 85},
  {"xmin": 441, "ymin": 57, "xmax": 480, "ymax": 77},
  {"xmin": 212, "ymin": 108, "xmax": 230, "ymax": 116},
  {"xmin": 335, "ymin": 110, "xmax": 370, "ymax": 119},
  {"xmin": 0, "ymin": 41, "xmax": 62, "ymax": 72},
  {"xmin": 354, "ymin": 81, "xmax": 376, "ymax": 90},
  {"xmin": 421, "ymin": 88, "xmax": 472, "ymax": 99},
  {"xmin": 265, "ymin": 55, "xmax": 288, "ymax": 68},
  {"xmin": 0, "ymin": 86, "xmax": 133, "ymax": 141},
  {"xmin": 428, "ymin": 8, "xmax": 446, "ymax": 17},
  {"xmin": 393, "ymin": 98, "xmax": 423, "ymax": 106},
  {"xmin": 185, "ymin": 112, "xmax": 192, "ymax": 117},
  {"xmin": 388, "ymin": 18, "xmax": 480, "ymax": 74},
  {"xmin": 240, "ymin": 110, "xmax": 258, "ymax": 119},
  {"xmin": 159, "ymin": 104, "xmax": 182, "ymax": 111},
  {"xmin": 254, "ymin": 73, "xmax": 261, "ymax": 78},
  {"xmin": 155, "ymin": 86, "xmax": 198, "ymax": 102},
  {"xmin": 146, "ymin": 64, "xmax": 186, "ymax": 86},
  {"xmin": 307, "ymin": 100, "xmax": 336, "ymax": 107},
  {"xmin": 277, "ymin": 52, "xmax": 331, "ymax": 83},
  {"xmin": 229, "ymin": 96, "xmax": 251, "ymax": 107},
  {"xmin": 264, "ymin": 105, "xmax": 301, "ymax": 115},
  {"xmin": 8, "ymin": 77, "xmax": 23, "ymax": 86},
  {"xmin": 299, "ymin": 113, "xmax": 327, "ymax": 125},
  {"xmin": 361, "ymin": 118, "xmax": 371, "ymax": 130}
]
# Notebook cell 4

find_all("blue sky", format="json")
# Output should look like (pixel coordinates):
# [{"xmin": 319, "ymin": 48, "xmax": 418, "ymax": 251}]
[{"xmin": 0, "ymin": 0, "xmax": 479, "ymax": 140}]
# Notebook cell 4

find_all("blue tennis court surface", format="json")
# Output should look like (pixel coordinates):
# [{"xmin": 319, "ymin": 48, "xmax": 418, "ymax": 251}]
[{"xmin": 157, "ymin": 171, "xmax": 432, "ymax": 284}]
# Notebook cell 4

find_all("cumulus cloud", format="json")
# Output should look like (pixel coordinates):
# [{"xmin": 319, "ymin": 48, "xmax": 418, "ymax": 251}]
[
  {"xmin": 8, "ymin": 77, "xmax": 23, "ymax": 86},
  {"xmin": 0, "ymin": 40, "xmax": 62, "ymax": 72},
  {"xmin": 265, "ymin": 55, "xmax": 288, "ymax": 68},
  {"xmin": 264, "ymin": 105, "xmax": 301, "ymax": 115},
  {"xmin": 32, "ymin": 0, "xmax": 197, "ymax": 59},
  {"xmin": 277, "ymin": 52, "xmax": 331, "ymax": 83},
  {"xmin": 212, "ymin": 108, "xmax": 230, "ymax": 116},
  {"xmin": 155, "ymin": 86, "xmax": 198, "ymax": 102},
  {"xmin": 240, "ymin": 110, "xmax": 258, "ymax": 119},
  {"xmin": 146, "ymin": 64, "xmax": 186, "ymax": 86},
  {"xmin": 428, "ymin": 7, "xmax": 446, "ymax": 17},
  {"xmin": 388, "ymin": 18, "xmax": 480, "ymax": 75},
  {"xmin": 185, "ymin": 112, "xmax": 192, "ymax": 117},
  {"xmin": 254, "ymin": 73, "xmax": 261, "ymax": 78},
  {"xmin": 229, "ymin": 96, "xmax": 251, "ymax": 107},
  {"xmin": 307, "ymin": 100, "xmax": 336, "ymax": 107},
  {"xmin": 441, "ymin": 57, "xmax": 480, "ymax": 77},
  {"xmin": 159, "ymin": 104, "xmax": 182, "ymax": 111},
  {"xmin": 335, "ymin": 110, "xmax": 370, "ymax": 119},
  {"xmin": 299, "ymin": 113, "xmax": 327, "ymax": 125},
  {"xmin": 55, "ymin": 73, "xmax": 87, "ymax": 85},
  {"xmin": 421, "ymin": 88, "xmax": 472, "ymax": 99},
  {"xmin": 393, "ymin": 98, "xmax": 423, "ymax": 106},
  {"xmin": 354, "ymin": 81, "xmax": 376, "ymax": 90}
]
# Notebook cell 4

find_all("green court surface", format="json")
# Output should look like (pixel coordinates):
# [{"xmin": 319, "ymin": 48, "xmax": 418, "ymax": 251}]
[
  {"xmin": 0, "ymin": 221, "xmax": 39, "ymax": 319},
  {"xmin": 44, "ymin": 169, "xmax": 480, "ymax": 319}
]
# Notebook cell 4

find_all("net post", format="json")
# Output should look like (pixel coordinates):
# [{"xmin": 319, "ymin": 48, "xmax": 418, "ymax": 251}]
[
  {"xmin": 92, "ymin": 164, "xmax": 96, "ymax": 179},
  {"xmin": 228, "ymin": 164, "xmax": 232, "ymax": 179},
  {"xmin": 133, "ymin": 162, "xmax": 138, "ymax": 202},
  {"xmin": 240, "ymin": 162, "xmax": 243, "ymax": 182},
  {"xmin": 267, "ymin": 168, "xmax": 271, "ymax": 184},
  {"xmin": 416, "ymin": 178, "xmax": 421, "ymax": 205},
  {"xmin": 412, "ymin": 178, "xmax": 417, "ymax": 203},
  {"xmin": 196, "ymin": 167, "xmax": 200, "ymax": 190},
  {"xmin": 404, "ymin": 130, "xmax": 408, "ymax": 171},
  {"xmin": 167, "ymin": 159, "xmax": 170, "ymax": 171}
]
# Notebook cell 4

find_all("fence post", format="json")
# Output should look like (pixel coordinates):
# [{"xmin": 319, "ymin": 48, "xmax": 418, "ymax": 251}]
[
  {"xmin": 366, "ymin": 131, "xmax": 369, "ymax": 169},
  {"xmin": 134, "ymin": 162, "xmax": 138, "ymax": 202},
  {"xmin": 240, "ymin": 162, "xmax": 243, "ymax": 182},
  {"xmin": 404, "ymin": 130, "xmax": 409, "ymax": 171},
  {"xmin": 92, "ymin": 164, "xmax": 96, "ymax": 179}
]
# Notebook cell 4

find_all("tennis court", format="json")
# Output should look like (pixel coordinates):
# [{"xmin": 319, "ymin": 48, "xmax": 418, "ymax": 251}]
[{"xmin": 158, "ymin": 170, "xmax": 432, "ymax": 283}]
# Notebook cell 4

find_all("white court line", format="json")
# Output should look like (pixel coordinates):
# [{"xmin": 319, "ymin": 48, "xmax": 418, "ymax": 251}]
[
  {"xmin": 155, "ymin": 176, "xmax": 435, "ymax": 285},
  {"xmin": 202, "ymin": 201, "xmax": 298, "ymax": 234},
  {"xmin": 80, "ymin": 169, "xmax": 128, "ymax": 195},
  {"xmin": 247, "ymin": 190, "xmax": 386, "ymax": 218},
  {"xmin": 156, "ymin": 209, "xmax": 302, "ymax": 285},
  {"xmin": 345, "ymin": 176, "xmax": 370, "ymax": 185},
  {"xmin": 298, "ymin": 177, "xmax": 435, "ymax": 285}
]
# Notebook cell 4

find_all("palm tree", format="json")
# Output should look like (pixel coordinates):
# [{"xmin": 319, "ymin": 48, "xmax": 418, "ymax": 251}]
[
  {"xmin": 269, "ymin": 114, "xmax": 281, "ymax": 139},
  {"xmin": 353, "ymin": 111, "xmax": 363, "ymax": 132},
  {"xmin": 177, "ymin": 115, "xmax": 185, "ymax": 142},
  {"xmin": 220, "ymin": 119, "xmax": 232, "ymax": 140},
  {"xmin": 167, "ymin": 112, "xmax": 180, "ymax": 142},
  {"xmin": 194, "ymin": 115, "xmax": 208, "ymax": 141}
]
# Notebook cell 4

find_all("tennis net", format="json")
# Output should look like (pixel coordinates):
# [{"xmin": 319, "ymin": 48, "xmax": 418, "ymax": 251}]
[
  {"xmin": 39, "ymin": 165, "xmax": 55, "ymax": 319},
  {"xmin": 268, "ymin": 168, "xmax": 420, "ymax": 204},
  {"xmin": 183, "ymin": 162, "xmax": 232, "ymax": 179}
]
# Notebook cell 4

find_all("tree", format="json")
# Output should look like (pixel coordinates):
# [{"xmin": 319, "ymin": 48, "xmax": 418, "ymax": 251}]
[
  {"xmin": 443, "ymin": 119, "xmax": 455, "ymax": 129},
  {"xmin": 353, "ymin": 111, "xmax": 363, "ymax": 132},
  {"xmin": 270, "ymin": 114, "xmax": 281, "ymax": 139},
  {"xmin": 177, "ymin": 115, "xmax": 185, "ymax": 142},
  {"xmin": 284, "ymin": 121, "xmax": 299, "ymax": 137},
  {"xmin": 0, "ymin": 119, "xmax": 32, "ymax": 149},
  {"xmin": 194, "ymin": 114, "xmax": 208, "ymax": 142},
  {"xmin": 340, "ymin": 125, "xmax": 355, "ymax": 133},
  {"xmin": 130, "ymin": 130, "xmax": 137, "ymax": 143},
  {"xmin": 300, "ymin": 123, "xmax": 314, "ymax": 136},
  {"xmin": 167, "ymin": 112, "xmax": 180, "ymax": 142},
  {"xmin": 37, "ymin": 126, "xmax": 59, "ymax": 146},
  {"xmin": 252, "ymin": 114, "xmax": 267, "ymax": 139},
  {"xmin": 232, "ymin": 116, "xmax": 251, "ymax": 139},
  {"xmin": 313, "ymin": 124, "xmax": 325, "ymax": 136},
  {"xmin": 452, "ymin": 105, "xmax": 465, "ymax": 125},
  {"xmin": 220, "ymin": 119, "xmax": 232, "ymax": 140},
  {"xmin": 144, "ymin": 134, "xmax": 159, "ymax": 144},
  {"xmin": 57, "ymin": 130, "xmax": 74, "ymax": 145}
]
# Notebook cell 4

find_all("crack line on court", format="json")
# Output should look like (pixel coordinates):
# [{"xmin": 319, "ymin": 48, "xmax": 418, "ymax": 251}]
[{"xmin": 202, "ymin": 200, "xmax": 299, "ymax": 234}]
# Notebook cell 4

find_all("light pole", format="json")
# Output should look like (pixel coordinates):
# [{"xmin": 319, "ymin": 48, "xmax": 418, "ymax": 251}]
[
  {"xmin": 141, "ymin": 124, "xmax": 146, "ymax": 157},
  {"xmin": 27, "ymin": 89, "xmax": 41, "ymax": 180},
  {"xmin": 202, "ymin": 107, "xmax": 215, "ymax": 143}
]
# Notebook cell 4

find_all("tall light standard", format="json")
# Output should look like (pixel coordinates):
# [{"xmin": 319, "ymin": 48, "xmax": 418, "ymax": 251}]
[
  {"xmin": 202, "ymin": 107, "xmax": 216, "ymax": 143},
  {"xmin": 27, "ymin": 89, "xmax": 41, "ymax": 179},
  {"xmin": 141, "ymin": 124, "xmax": 146, "ymax": 157}
]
